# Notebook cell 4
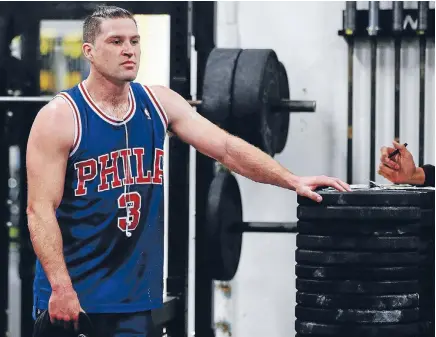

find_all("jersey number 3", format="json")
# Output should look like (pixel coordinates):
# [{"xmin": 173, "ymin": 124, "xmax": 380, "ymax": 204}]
[{"xmin": 117, "ymin": 192, "xmax": 141, "ymax": 234}]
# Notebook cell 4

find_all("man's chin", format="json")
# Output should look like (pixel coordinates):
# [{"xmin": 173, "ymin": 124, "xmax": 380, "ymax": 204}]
[{"xmin": 122, "ymin": 75, "xmax": 137, "ymax": 82}]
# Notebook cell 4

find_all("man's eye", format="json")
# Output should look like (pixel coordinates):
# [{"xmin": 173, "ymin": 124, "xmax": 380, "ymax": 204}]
[
  {"xmin": 112, "ymin": 40, "xmax": 121, "ymax": 45},
  {"xmin": 131, "ymin": 40, "xmax": 139, "ymax": 45}
]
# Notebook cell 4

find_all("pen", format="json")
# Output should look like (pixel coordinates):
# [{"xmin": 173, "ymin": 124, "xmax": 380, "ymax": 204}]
[{"xmin": 388, "ymin": 143, "xmax": 408, "ymax": 159}]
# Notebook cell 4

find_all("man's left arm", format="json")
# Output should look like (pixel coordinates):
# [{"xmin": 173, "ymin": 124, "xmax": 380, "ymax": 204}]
[{"xmin": 151, "ymin": 86, "xmax": 350, "ymax": 202}]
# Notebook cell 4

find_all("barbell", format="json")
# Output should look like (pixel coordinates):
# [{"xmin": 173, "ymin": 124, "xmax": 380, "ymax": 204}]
[
  {"xmin": 0, "ymin": 94, "xmax": 314, "ymax": 111},
  {"xmin": 201, "ymin": 48, "xmax": 316, "ymax": 156},
  {"xmin": 0, "ymin": 48, "xmax": 315, "ymax": 157},
  {"xmin": 205, "ymin": 168, "xmax": 435, "ymax": 281},
  {"xmin": 205, "ymin": 168, "xmax": 299, "ymax": 281}
]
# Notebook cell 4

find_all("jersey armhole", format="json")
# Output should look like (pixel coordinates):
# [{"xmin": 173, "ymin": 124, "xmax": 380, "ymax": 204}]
[
  {"xmin": 142, "ymin": 85, "xmax": 169, "ymax": 134},
  {"xmin": 53, "ymin": 92, "xmax": 82, "ymax": 157}
]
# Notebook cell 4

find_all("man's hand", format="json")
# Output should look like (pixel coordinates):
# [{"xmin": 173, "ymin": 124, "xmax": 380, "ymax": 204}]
[
  {"xmin": 293, "ymin": 175, "xmax": 351, "ymax": 202},
  {"xmin": 378, "ymin": 141, "xmax": 419, "ymax": 184},
  {"xmin": 49, "ymin": 285, "xmax": 83, "ymax": 330}
]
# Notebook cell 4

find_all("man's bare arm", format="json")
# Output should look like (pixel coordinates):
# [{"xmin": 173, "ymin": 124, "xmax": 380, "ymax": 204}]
[
  {"xmin": 151, "ymin": 85, "xmax": 349, "ymax": 198},
  {"xmin": 26, "ymin": 97, "xmax": 75, "ymax": 292},
  {"xmin": 151, "ymin": 86, "xmax": 299, "ymax": 189}
]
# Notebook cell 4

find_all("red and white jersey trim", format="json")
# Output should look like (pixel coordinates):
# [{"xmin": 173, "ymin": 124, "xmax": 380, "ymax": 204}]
[
  {"xmin": 143, "ymin": 85, "xmax": 168, "ymax": 132},
  {"xmin": 54, "ymin": 92, "xmax": 82, "ymax": 157},
  {"xmin": 78, "ymin": 81, "xmax": 136, "ymax": 126}
]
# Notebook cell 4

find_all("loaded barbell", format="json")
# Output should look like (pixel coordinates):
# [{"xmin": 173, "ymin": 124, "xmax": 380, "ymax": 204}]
[
  {"xmin": 201, "ymin": 48, "xmax": 316, "ymax": 156},
  {"xmin": 204, "ymin": 167, "xmax": 435, "ymax": 282},
  {"xmin": 205, "ymin": 169, "xmax": 300, "ymax": 281},
  {"xmin": 0, "ymin": 48, "xmax": 316, "ymax": 156}
]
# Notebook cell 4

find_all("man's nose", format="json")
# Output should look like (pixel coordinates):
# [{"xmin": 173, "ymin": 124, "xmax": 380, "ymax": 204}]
[{"xmin": 122, "ymin": 43, "xmax": 134, "ymax": 57}]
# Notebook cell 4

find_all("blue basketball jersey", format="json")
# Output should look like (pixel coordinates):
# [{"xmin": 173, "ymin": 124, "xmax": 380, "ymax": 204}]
[{"xmin": 33, "ymin": 81, "xmax": 167, "ymax": 315}]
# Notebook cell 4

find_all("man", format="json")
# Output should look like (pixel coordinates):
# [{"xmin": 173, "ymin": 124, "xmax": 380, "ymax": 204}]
[
  {"xmin": 379, "ymin": 141, "xmax": 435, "ymax": 187},
  {"xmin": 26, "ymin": 5, "xmax": 350, "ymax": 337}
]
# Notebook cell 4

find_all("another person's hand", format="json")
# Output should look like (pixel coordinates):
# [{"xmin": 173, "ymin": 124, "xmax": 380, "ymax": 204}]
[
  {"xmin": 294, "ymin": 175, "xmax": 351, "ymax": 202},
  {"xmin": 378, "ymin": 141, "xmax": 418, "ymax": 184}
]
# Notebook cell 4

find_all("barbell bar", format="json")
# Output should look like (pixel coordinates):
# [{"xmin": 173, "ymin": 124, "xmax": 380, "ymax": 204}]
[
  {"xmin": 233, "ymin": 221, "xmax": 298, "ymax": 233},
  {"xmin": 0, "ymin": 96, "xmax": 316, "ymax": 113}
]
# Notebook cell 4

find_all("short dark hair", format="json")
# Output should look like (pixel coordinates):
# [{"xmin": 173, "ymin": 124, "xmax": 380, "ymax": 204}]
[{"xmin": 83, "ymin": 5, "xmax": 137, "ymax": 43}]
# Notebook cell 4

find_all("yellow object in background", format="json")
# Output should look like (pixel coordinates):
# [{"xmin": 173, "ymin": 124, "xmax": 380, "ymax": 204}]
[
  {"xmin": 40, "ymin": 36, "xmax": 55, "ymax": 56},
  {"xmin": 40, "ymin": 70, "xmax": 55, "ymax": 93},
  {"xmin": 65, "ymin": 71, "xmax": 82, "ymax": 88},
  {"xmin": 62, "ymin": 34, "xmax": 82, "ymax": 59}
]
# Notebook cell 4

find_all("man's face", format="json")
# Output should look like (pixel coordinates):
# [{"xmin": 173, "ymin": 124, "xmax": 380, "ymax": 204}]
[{"xmin": 84, "ymin": 18, "xmax": 141, "ymax": 82}]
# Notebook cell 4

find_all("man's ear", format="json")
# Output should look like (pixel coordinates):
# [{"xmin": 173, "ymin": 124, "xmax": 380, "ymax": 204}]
[{"xmin": 82, "ymin": 42, "xmax": 94, "ymax": 61}]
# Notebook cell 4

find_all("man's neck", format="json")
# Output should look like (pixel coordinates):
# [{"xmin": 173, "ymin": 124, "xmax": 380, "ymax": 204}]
[{"xmin": 84, "ymin": 72, "xmax": 130, "ymax": 106}]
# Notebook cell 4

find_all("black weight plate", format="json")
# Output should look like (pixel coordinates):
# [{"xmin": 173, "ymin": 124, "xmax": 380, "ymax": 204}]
[
  {"xmin": 296, "ymin": 293, "xmax": 419, "ymax": 310},
  {"xmin": 297, "ymin": 188, "xmax": 435, "ymax": 208},
  {"xmin": 296, "ymin": 321, "xmax": 430, "ymax": 337},
  {"xmin": 272, "ymin": 61, "xmax": 290, "ymax": 154},
  {"xmin": 296, "ymin": 279, "xmax": 419, "ymax": 294},
  {"xmin": 295, "ymin": 306, "xmax": 419, "ymax": 324},
  {"xmin": 296, "ymin": 249, "xmax": 420, "ymax": 266},
  {"xmin": 205, "ymin": 170, "xmax": 243, "ymax": 281},
  {"xmin": 230, "ymin": 49, "xmax": 280, "ymax": 156},
  {"xmin": 297, "ymin": 221, "xmax": 420, "ymax": 236},
  {"xmin": 296, "ymin": 235, "xmax": 420, "ymax": 251},
  {"xmin": 297, "ymin": 206, "xmax": 421, "ymax": 221},
  {"xmin": 201, "ymin": 48, "xmax": 242, "ymax": 125},
  {"xmin": 295, "ymin": 265, "xmax": 419, "ymax": 280}
]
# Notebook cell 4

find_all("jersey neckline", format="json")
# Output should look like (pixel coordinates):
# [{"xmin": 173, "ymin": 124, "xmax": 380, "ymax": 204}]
[{"xmin": 78, "ymin": 81, "xmax": 136, "ymax": 126}]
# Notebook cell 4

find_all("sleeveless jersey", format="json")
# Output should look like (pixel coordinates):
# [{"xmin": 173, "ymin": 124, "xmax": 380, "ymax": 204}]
[{"xmin": 33, "ymin": 81, "xmax": 167, "ymax": 315}]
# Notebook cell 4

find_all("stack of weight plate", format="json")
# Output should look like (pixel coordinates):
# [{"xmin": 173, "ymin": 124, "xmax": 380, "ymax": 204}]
[{"xmin": 295, "ymin": 186, "xmax": 434, "ymax": 337}]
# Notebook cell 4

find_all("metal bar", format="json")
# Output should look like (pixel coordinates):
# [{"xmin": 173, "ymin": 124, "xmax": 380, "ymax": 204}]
[
  {"xmin": 369, "ymin": 37, "xmax": 377, "ymax": 183},
  {"xmin": 347, "ymin": 38, "xmax": 354, "ymax": 184},
  {"xmin": 0, "ymin": 96, "xmax": 317, "ymax": 114},
  {"xmin": 394, "ymin": 39, "xmax": 401, "ymax": 143},
  {"xmin": 368, "ymin": 1, "xmax": 379, "ymax": 183},
  {"xmin": 237, "ymin": 222, "xmax": 298, "ymax": 233},
  {"xmin": 345, "ymin": 1, "xmax": 356, "ymax": 185},
  {"xmin": 0, "ymin": 96, "xmax": 53, "ymax": 102},
  {"xmin": 393, "ymin": 2, "xmax": 403, "ymax": 144},
  {"xmin": 418, "ymin": 1, "xmax": 428, "ymax": 167},
  {"xmin": 276, "ymin": 99, "xmax": 316, "ymax": 113},
  {"xmin": 166, "ymin": 3, "xmax": 190, "ymax": 337},
  {"xmin": 0, "ymin": 96, "xmax": 9, "ymax": 337},
  {"xmin": 193, "ymin": 1, "xmax": 217, "ymax": 337},
  {"xmin": 19, "ymin": 18, "xmax": 40, "ymax": 337}
]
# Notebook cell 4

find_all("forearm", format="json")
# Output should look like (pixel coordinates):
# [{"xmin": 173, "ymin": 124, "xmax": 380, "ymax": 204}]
[
  {"xmin": 27, "ymin": 205, "xmax": 72, "ymax": 290},
  {"xmin": 221, "ymin": 135, "xmax": 298, "ymax": 189}
]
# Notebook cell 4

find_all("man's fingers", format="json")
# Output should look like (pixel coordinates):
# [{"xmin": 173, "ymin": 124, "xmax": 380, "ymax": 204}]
[
  {"xmin": 298, "ymin": 186, "xmax": 322, "ymax": 203},
  {"xmin": 318, "ymin": 177, "xmax": 346, "ymax": 192},
  {"xmin": 381, "ymin": 146, "xmax": 396, "ymax": 157},
  {"xmin": 392, "ymin": 141, "xmax": 410, "ymax": 156},
  {"xmin": 74, "ymin": 320, "xmax": 79, "ymax": 332},
  {"xmin": 378, "ymin": 169, "xmax": 393, "ymax": 182},
  {"xmin": 306, "ymin": 190, "xmax": 322, "ymax": 202},
  {"xmin": 335, "ymin": 178, "xmax": 351, "ymax": 191},
  {"xmin": 383, "ymin": 157, "xmax": 400, "ymax": 170},
  {"xmin": 378, "ymin": 163, "xmax": 395, "ymax": 179}
]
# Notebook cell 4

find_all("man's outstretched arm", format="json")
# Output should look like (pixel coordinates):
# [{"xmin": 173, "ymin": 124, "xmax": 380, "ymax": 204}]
[{"xmin": 151, "ymin": 86, "xmax": 350, "ymax": 202}]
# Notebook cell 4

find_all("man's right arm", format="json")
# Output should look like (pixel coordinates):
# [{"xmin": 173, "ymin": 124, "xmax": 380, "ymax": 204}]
[{"xmin": 26, "ymin": 96, "xmax": 75, "ymax": 293}]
